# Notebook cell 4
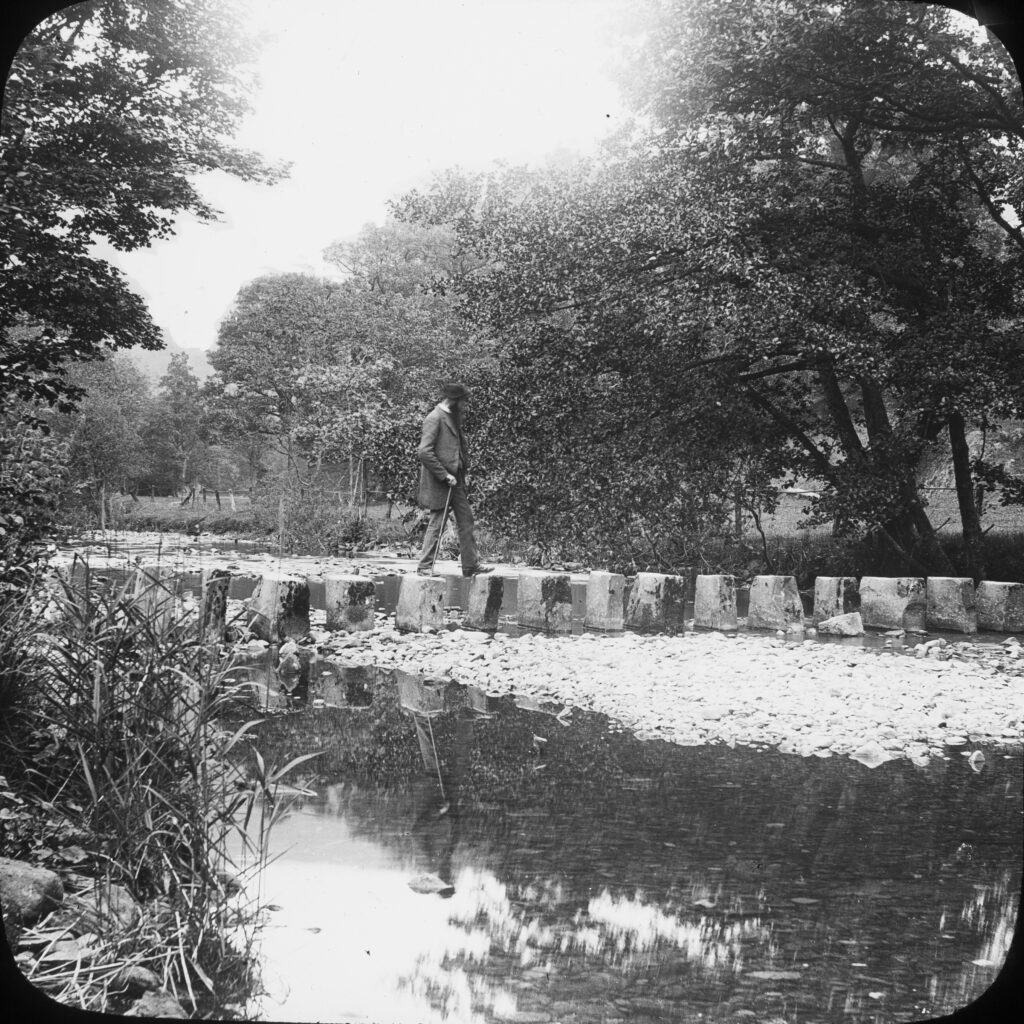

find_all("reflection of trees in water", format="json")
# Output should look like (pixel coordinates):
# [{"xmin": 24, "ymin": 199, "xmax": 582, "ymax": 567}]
[{"xmin": 250, "ymin": 674, "xmax": 1021, "ymax": 1021}]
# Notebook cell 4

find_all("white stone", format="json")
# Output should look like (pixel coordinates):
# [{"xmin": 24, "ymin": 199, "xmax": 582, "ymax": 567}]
[
  {"xmin": 693, "ymin": 575, "xmax": 737, "ymax": 630},
  {"xmin": 517, "ymin": 573, "xmax": 573, "ymax": 632},
  {"xmin": 585, "ymin": 571, "xmax": 626, "ymax": 630},
  {"xmin": 624, "ymin": 573, "xmax": 688, "ymax": 632},
  {"xmin": 324, "ymin": 574, "xmax": 377, "ymax": 632},
  {"xmin": 926, "ymin": 577, "xmax": 978, "ymax": 634},
  {"xmin": 747, "ymin": 575, "xmax": 804, "ymax": 631},
  {"xmin": 976, "ymin": 581, "xmax": 1024, "ymax": 633},
  {"xmin": 816, "ymin": 612, "xmax": 865, "ymax": 636},
  {"xmin": 395, "ymin": 575, "xmax": 446, "ymax": 633},
  {"xmin": 860, "ymin": 577, "xmax": 926, "ymax": 631}
]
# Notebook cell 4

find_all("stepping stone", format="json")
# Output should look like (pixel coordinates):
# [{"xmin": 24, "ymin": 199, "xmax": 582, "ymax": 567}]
[
  {"xmin": 859, "ymin": 576, "xmax": 926, "ymax": 631},
  {"xmin": 395, "ymin": 574, "xmax": 445, "ymax": 632},
  {"xmin": 246, "ymin": 572, "xmax": 311, "ymax": 641},
  {"xmin": 199, "ymin": 568, "xmax": 230, "ymax": 642},
  {"xmin": 585, "ymin": 571, "xmax": 625, "ymax": 630},
  {"xmin": 926, "ymin": 577, "xmax": 977, "ymax": 634},
  {"xmin": 624, "ymin": 572, "xmax": 687, "ymax": 632},
  {"xmin": 465, "ymin": 574, "xmax": 505, "ymax": 631},
  {"xmin": 324, "ymin": 573, "xmax": 377, "ymax": 632},
  {"xmin": 747, "ymin": 575, "xmax": 803, "ymax": 631},
  {"xmin": 517, "ymin": 573, "xmax": 573, "ymax": 632},
  {"xmin": 129, "ymin": 565, "xmax": 179, "ymax": 632},
  {"xmin": 693, "ymin": 575, "xmax": 737, "ymax": 630},
  {"xmin": 976, "ymin": 581, "xmax": 1024, "ymax": 633},
  {"xmin": 813, "ymin": 576, "xmax": 859, "ymax": 625}
]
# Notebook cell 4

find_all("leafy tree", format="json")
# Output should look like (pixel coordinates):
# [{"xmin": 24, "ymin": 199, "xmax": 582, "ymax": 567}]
[
  {"xmin": 0, "ymin": 0, "xmax": 287, "ymax": 409},
  {"xmin": 141, "ymin": 353, "xmax": 211, "ymax": 495},
  {"xmin": 395, "ymin": 0, "xmax": 1024, "ymax": 577},
  {"xmin": 48, "ymin": 357, "xmax": 153, "ymax": 527}
]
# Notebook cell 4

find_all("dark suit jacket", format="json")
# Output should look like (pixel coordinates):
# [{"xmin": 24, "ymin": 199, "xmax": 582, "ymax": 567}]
[{"xmin": 417, "ymin": 405, "xmax": 468, "ymax": 509}]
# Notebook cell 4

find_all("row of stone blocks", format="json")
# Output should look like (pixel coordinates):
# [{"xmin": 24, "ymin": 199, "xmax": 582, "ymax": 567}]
[{"xmin": 124, "ymin": 562, "xmax": 1024, "ymax": 642}]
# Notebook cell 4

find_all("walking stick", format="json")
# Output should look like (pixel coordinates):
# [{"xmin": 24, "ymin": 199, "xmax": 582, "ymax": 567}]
[{"xmin": 430, "ymin": 483, "xmax": 453, "ymax": 575}]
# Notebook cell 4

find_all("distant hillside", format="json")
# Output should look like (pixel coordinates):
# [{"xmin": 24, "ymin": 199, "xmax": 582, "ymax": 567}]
[{"xmin": 128, "ymin": 341, "xmax": 213, "ymax": 383}]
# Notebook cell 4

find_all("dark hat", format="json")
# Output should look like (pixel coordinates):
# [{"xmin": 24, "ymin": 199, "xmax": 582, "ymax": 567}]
[{"xmin": 441, "ymin": 382, "xmax": 469, "ymax": 400}]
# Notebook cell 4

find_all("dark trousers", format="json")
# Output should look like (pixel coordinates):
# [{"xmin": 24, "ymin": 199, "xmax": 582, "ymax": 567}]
[{"xmin": 416, "ymin": 484, "xmax": 480, "ymax": 573}]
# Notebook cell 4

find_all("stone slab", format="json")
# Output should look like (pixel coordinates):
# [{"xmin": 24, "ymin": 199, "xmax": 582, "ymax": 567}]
[
  {"xmin": 693, "ymin": 575, "xmax": 738, "ymax": 631},
  {"xmin": 976, "ymin": 581, "xmax": 1024, "ymax": 633},
  {"xmin": 747, "ymin": 575, "xmax": 804, "ymax": 631},
  {"xmin": 324, "ymin": 573, "xmax": 377, "ymax": 632},
  {"xmin": 199, "ymin": 568, "xmax": 230, "ymax": 642},
  {"xmin": 624, "ymin": 572, "xmax": 687, "ymax": 633},
  {"xmin": 465, "ymin": 574, "xmax": 505, "ymax": 631},
  {"xmin": 812, "ymin": 576, "xmax": 860, "ymax": 625},
  {"xmin": 926, "ymin": 577, "xmax": 977, "ymax": 634},
  {"xmin": 245, "ymin": 572, "xmax": 311, "ymax": 642},
  {"xmin": 129, "ymin": 565, "xmax": 179, "ymax": 632},
  {"xmin": 859, "ymin": 576, "xmax": 926, "ymax": 631},
  {"xmin": 395, "ymin": 574, "xmax": 445, "ymax": 632},
  {"xmin": 585, "ymin": 571, "xmax": 625, "ymax": 631},
  {"xmin": 517, "ymin": 573, "xmax": 573, "ymax": 632}
]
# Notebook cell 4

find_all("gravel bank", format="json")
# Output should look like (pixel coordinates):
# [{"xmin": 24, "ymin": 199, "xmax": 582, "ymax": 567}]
[{"xmin": 299, "ymin": 614, "xmax": 1024, "ymax": 768}]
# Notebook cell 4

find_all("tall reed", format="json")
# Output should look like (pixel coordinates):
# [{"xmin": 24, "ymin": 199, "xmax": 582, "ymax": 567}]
[{"xmin": 0, "ymin": 560, "xmax": 320, "ymax": 1016}]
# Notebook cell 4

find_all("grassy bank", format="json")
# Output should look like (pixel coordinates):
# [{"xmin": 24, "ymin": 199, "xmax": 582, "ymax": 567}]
[{"xmin": 0, "ymin": 564, "xmax": 316, "ymax": 1017}]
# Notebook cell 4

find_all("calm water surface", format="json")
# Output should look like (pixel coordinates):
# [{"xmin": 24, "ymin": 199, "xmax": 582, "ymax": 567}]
[{"xmin": 240, "ymin": 674, "xmax": 1022, "ymax": 1024}]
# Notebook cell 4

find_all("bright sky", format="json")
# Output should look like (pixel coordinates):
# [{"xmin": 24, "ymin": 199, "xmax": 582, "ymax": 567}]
[{"xmin": 93, "ymin": 0, "xmax": 626, "ymax": 353}]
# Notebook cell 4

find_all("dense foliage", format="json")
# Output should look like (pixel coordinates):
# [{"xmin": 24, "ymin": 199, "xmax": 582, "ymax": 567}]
[
  {"xmin": 0, "ymin": 0, "xmax": 286, "ymax": 410},
  {"xmin": 393, "ymin": 0, "xmax": 1024, "ymax": 577}
]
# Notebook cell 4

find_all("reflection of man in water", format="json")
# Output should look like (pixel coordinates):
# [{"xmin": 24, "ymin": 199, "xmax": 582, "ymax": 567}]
[{"xmin": 408, "ymin": 707, "xmax": 479, "ymax": 895}]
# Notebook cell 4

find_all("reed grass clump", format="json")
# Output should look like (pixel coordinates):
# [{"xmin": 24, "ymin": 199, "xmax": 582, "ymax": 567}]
[{"xmin": 0, "ymin": 561, "xmax": 319, "ymax": 1017}]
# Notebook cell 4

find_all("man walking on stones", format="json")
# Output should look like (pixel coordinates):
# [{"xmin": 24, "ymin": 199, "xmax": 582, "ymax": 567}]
[{"xmin": 416, "ymin": 382, "xmax": 493, "ymax": 577}]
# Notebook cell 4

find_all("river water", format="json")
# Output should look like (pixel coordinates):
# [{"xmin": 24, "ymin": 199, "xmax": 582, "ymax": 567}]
[{"xmin": 240, "ymin": 674, "xmax": 1021, "ymax": 1024}]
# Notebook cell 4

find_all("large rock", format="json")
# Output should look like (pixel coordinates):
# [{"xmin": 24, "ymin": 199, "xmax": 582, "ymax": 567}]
[
  {"xmin": 129, "ymin": 565, "xmax": 179, "ymax": 632},
  {"xmin": 624, "ymin": 573, "xmax": 687, "ymax": 633},
  {"xmin": 813, "ymin": 576, "xmax": 860, "ymax": 625},
  {"xmin": 0, "ymin": 857, "xmax": 63, "ymax": 924},
  {"xmin": 693, "ymin": 575, "xmax": 737, "ymax": 630},
  {"xmin": 747, "ymin": 575, "xmax": 804, "ymax": 631},
  {"xmin": 976, "ymin": 581, "xmax": 1024, "ymax": 633},
  {"xmin": 816, "ymin": 611, "xmax": 865, "ymax": 636},
  {"xmin": 859, "ymin": 576, "xmax": 926, "ymax": 631},
  {"xmin": 585, "ymin": 571, "xmax": 625, "ymax": 631},
  {"xmin": 324, "ymin": 573, "xmax": 377, "ymax": 632},
  {"xmin": 199, "ymin": 568, "xmax": 230, "ymax": 642},
  {"xmin": 926, "ymin": 577, "xmax": 978, "ymax": 634},
  {"xmin": 245, "ymin": 572, "xmax": 310, "ymax": 641},
  {"xmin": 517, "ymin": 573, "xmax": 573, "ymax": 632},
  {"xmin": 126, "ymin": 990, "xmax": 187, "ymax": 1018},
  {"xmin": 465, "ymin": 574, "xmax": 505, "ymax": 631},
  {"xmin": 395, "ymin": 574, "xmax": 445, "ymax": 632}
]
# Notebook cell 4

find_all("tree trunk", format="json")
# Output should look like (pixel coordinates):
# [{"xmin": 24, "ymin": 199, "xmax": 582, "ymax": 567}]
[
  {"xmin": 948, "ymin": 411, "xmax": 985, "ymax": 582},
  {"xmin": 99, "ymin": 481, "xmax": 106, "ymax": 532}
]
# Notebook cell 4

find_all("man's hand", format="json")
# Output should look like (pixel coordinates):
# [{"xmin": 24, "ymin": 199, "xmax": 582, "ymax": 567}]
[{"xmin": 444, "ymin": 474, "xmax": 457, "ymax": 487}]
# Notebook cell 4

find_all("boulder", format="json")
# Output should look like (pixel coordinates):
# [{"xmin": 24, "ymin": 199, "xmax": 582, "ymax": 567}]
[
  {"xmin": 245, "ymin": 572, "xmax": 311, "ymax": 641},
  {"xmin": 693, "ymin": 575, "xmax": 738, "ymax": 630},
  {"xmin": 816, "ymin": 611, "xmax": 865, "ymax": 636},
  {"xmin": 517, "ymin": 573, "xmax": 573, "ymax": 632},
  {"xmin": 976, "ymin": 581, "xmax": 1024, "ymax": 633},
  {"xmin": 323, "ymin": 574, "xmax": 377, "ymax": 632},
  {"xmin": 199, "ymin": 568, "xmax": 230, "ymax": 642},
  {"xmin": 465, "ymin": 574, "xmax": 505, "ymax": 631},
  {"xmin": 926, "ymin": 577, "xmax": 978, "ymax": 634},
  {"xmin": 126, "ymin": 990, "xmax": 187, "ymax": 1018},
  {"xmin": 395, "ymin": 574, "xmax": 445, "ymax": 632},
  {"xmin": 0, "ymin": 857, "xmax": 63, "ymax": 924},
  {"xmin": 585, "ymin": 571, "xmax": 625, "ymax": 631},
  {"xmin": 624, "ymin": 572, "xmax": 687, "ymax": 633},
  {"xmin": 859, "ymin": 576, "xmax": 926, "ymax": 631},
  {"xmin": 747, "ymin": 575, "xmax": 804, "ymax": 631},
  {"xmin": 812, "ymin": 576, "xmax": 860, "ymax": 624}
]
